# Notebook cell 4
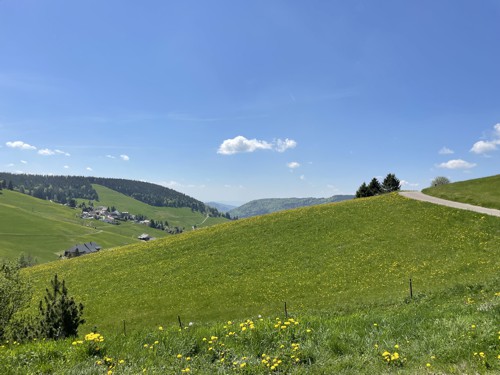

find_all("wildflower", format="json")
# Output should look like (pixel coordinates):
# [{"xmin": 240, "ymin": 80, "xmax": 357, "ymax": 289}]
[
  {"xmin": 119, "ymin": 359, "xmax": 125, "ymax": 364},
  {"xmin": 143, "ymin": 344, "xmax": 148, "ymax": 348},
  {"xmin": 154, "ymin": 340, "xmax": 159, "ymax": 345},
  {"xmin": 373, "ymin": 323, "xmax": 378, "ymax": 327},
  {"xmin": 306, "ymin": 329, "xmax": 312, "ymax": 333},
  {"xmin": 426, "ymin": 363, "xmax": 431, "ymax": 367},
  {"xmin": 177, "ymin": 354, "xmax": 183, "ymax": 359},
  {"xmin": 107, "ymin": 371, "xmax": 112, "ymax": 375},
  {"xmin": 240, "ymin": 363, "xmax": 247, "ymax": 368},
  {"xmin": 158, "ymin": 326, "xmax": 163, "ymax": 331},
  {"xmin": 181, "ymin": 368, "xmax": 190, "ymax": 373},
  {"xmin": 394, "ymin": 344, "xmax": 399, "ymax": 349}
]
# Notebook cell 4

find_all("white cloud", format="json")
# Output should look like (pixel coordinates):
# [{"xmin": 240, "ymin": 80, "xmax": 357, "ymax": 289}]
[
  {"xmin": 86, "ymin": 167, "xmax": 93, "ymax": 171},
  {"xmin": 120, "ymin": 154, "xmax": 130, "ymax": 161},
  {"xmin": 6, "ymin": 140, "xmax": 36, "ymax": 150},
  {"xmin": 38, "ymin": 148, "xmax": 56, "ymax": 156},
  {"xmin": 63, "ymin": 165, "xmax": 70, "ymax": 169},
  {"xmin": 6, "ymin": 163, "xmax": 14, "ymax": 167},
  {"xmin": 55, "ymin": 149, "xmax": 71, "ymax": 156},
  {"xmin": 275, "ymin": 138, "xmax": 297, "ymax": 152},
  {"xmin": 470, "ymin": 140, "xmax": 498, "ymax": 154},
  {"xmin": 218, "ymin": 136, "xmax": 272, "ymax": 155},
  {"xmin": 438, "ymin": 159, "xmax": 477, "ymax": 169},
  {"xmin": 287, "ymin": 161, "xmax": 300, "ymax": 169},
  {"xmin": 439, "ymin": 147, "xmax": 454, "ymax": 155},
  {"xmin": 470, "ymin": 123, "xmax": 500, "ymax": 154},
  {"xmin": 217, "ymin": 135, "xmax": 297, "ymax": 155},
  {"xmin": 106, "ymin": 155, "xmax": 116, "ymax": 159},
  {"xmin": 20, "ymin": 160, "xmax": 27, "ymax": 164}
]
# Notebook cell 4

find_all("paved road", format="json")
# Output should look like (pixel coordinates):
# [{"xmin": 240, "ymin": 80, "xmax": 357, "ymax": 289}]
[{"xmin": 399, "ymin": 191, "xmax": 500, "ymax": 218}]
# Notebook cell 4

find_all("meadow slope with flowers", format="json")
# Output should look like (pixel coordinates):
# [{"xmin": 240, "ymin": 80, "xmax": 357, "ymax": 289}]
[{"xmin": 3, "ymin": 192, "xmax": 500, "ymax": 373}]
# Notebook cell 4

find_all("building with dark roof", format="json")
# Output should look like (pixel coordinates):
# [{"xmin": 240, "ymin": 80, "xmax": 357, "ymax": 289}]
[{"xmin": 63, "ymin": 242, "xmax": 101, "ymax": 258}]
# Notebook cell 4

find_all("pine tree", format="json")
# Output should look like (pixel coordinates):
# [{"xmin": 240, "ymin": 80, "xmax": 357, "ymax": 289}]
[
  {"xmin": 367, "ymin": 178, "xmax": 382, "ymax": 196},
  {"xmin": 355, "ymin": 182, "xmax": 372, "ymax": 198},
  {"xmin": 381, "ymin": 173, "xmax": 401, "ymax": 193},
  {"xmin": 38, "ymin": 274, "xmax": 84, "ymax": 339}
]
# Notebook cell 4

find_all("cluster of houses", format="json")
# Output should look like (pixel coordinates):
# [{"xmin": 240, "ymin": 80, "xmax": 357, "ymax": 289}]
[{"xmin": 79, "ymin": 206, "xmax": 150, "ymax": 225}]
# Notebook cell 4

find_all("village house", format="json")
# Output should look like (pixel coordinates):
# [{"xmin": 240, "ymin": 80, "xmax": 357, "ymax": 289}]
[{"xmin": 63, "ymin": 242, "xmax": 101, "ymax": 258}]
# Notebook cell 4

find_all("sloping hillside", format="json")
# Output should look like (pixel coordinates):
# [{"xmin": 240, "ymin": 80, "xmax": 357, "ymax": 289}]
[
  {"xmin": 24, "ymin": 193, "xmax": 500, "ymax": 332},
  {"xmin": 423, "ymin": 174, "xmax": 500, "ymax": 209},
  {"xmin": 228, "ymin": 195, "xmax": 354, "ymax": 218},
  {"xmin": 0, "ymin": 189, "xmax": 170, "ymax": 263}
]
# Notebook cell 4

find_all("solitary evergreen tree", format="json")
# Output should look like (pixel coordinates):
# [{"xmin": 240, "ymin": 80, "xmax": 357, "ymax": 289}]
[
  {"xmin": 381, "ymin": 173, "xmax": 401, "ymax": 193},
  {"xmin": 38, "ymin": 274, "xmax": 84, "ymax": 339},
  {"xmin": 7, "ymin": 181, "xmax": 13, "ymax": 190}
]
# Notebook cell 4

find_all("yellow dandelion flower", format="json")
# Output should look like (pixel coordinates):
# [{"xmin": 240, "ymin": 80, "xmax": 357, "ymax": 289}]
[
  {"xmin": 426, "ymin": 363, "xmax": 431, "ymax": 367},
  {"xmin": 158, "ymin": 326, "xmax": 163, "ymax": 331},
  {"xmin": 177, "ymin": 354, "xmax": 183, "ymax": 359}
]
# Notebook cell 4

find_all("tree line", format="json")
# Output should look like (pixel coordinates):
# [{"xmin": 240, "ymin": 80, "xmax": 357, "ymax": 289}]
[
  {"xmin": 355, "ymin": 173, "xmax": 401, "ymax": 198},
  {"xmin": 0, "ymin": 173, "xmax": 228, "ymax": 218}
]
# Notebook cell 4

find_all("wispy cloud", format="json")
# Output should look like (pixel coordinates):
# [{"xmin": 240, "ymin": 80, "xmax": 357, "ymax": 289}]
[
  {"xmin": 401, "ymin": 180, "xmax": 419, "ymax": 188},
  {"xmin": 38, "ymin": 148, "xmax": 56, "ymax": 156},
  {"xmin": 120, "ymin": 154, "xmax": 130, "ymax": 161},
  {"xmin": 55, "ymin": 149, "xmax": 71, "ymax": 156},
  {"xmin": 106, "ymin": 155, "xmax": 116, "ymax": 159},
  {"xmin": 64, "ymin": 165, "xmax": 70, "ymax": 169},
  {"xmin": 217, "ymin": 136, "xmax": 297, "ymax": 155},
  {"xmin": 470, "ymin": 123, "xmax": 500, "ymax": 154},
  {"xmin": 6, "ymin": 140, "xmax": 36, "ymax": 150},
  {"xmin": 86, "ymin": 167, "xmax": 93, "ymax": 171},
  {"xmin": 287, "ymin": 161, "xmax": 301, "ymax": 170},
  {"xmin": 438, "ymin": 147, "xmax": 454, "ymax": 155},
  {"xmin": 20, "ymin": 160, "xmax": 27, "ymax": 164},
  {"xmin": 438, "ymin": 159, "xmax": 476, "ymax": 169}
]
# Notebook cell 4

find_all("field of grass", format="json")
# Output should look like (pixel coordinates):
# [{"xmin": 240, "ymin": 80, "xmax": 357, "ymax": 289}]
[
  {"xmin": 0, "ymin": 189, "xmax": 169, "ymax": 263},
  {"xmin": 22, "ymin": 193, "xmax": 500, "ymax": 331},
  {"xmin": 4, "ymin": 191, "xmax": 500, "ymax": 373},
  {"xmin": 423, "ymin": 174, "xmax": 500, "ymax": 209},
  {"xmin": 89, "ymin": 184, "xmax": 229, "ymax": 229},
  {"xmin": 2, "ymin": 280, "xmax": 499, "ymax": 374}
]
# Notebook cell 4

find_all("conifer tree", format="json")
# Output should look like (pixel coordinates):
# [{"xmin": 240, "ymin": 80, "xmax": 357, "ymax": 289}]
[
  {"xmin": 38, "ymin": 274, "xmax": 84, "ymax": 339},
  {"xmin": 381, "ymin": 173, "xmax": 401, "ymax": 193}
]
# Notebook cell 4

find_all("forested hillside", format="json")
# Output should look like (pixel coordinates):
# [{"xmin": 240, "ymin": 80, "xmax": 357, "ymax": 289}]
[{"xmin": 0, "ymin": 173, "xmax": 223, "ymax": 217}]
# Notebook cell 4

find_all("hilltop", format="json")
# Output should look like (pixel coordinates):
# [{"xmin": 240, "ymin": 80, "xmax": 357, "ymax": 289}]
[
  {"xmin": 423, "ymin": 174, "xmax": 500, "ymax": 210},
  {"xmin": 228, "ymin": 195, "xmax": 354, "ymax": 218}
]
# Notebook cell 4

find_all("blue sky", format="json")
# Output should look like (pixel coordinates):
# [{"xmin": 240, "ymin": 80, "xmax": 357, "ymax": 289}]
[{"xmin": 1, "ymin": 0, "xmax": 499, "ymax": 205}]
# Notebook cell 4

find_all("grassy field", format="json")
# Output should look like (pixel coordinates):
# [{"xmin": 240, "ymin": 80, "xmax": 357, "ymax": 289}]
[
  {"xmin": 4, "ymin": 191, "xmax": 500, "ymax": 373},
  {"xmin": 2, "ymin": 280, "xmax": 499, "ymax": 374},
  {"xmin": 88, "ymin": 184, "xmax": 229, "ymax": 229},
  {"xmin": 0, "ymin": 189, "xmax": 169, "ymax": 263},
  {"xmin": 423, "ymin": 174, "xmax": 500, "ymax": 209},
  {"xmin": 22, "ymin": 193, "xmax": 500, "ymax": 330}
]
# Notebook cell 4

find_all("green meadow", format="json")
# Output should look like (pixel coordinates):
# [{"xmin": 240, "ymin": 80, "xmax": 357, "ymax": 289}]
[
  {"xmin": 2, "ymin": 190, "xmax": 500, "ymax": 373},
  {"xmin": 0, "ymin": 189, "xmax": 169, "ymax": 263},
  {"xmin": 423, "ymin": 174, "xmax": 500, "ymax": 209},
  {"xmin": 88, "ymin": 184, "xmax": 228, "ymax": 229}
]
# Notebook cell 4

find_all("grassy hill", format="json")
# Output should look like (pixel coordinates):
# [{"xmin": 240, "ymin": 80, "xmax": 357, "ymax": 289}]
[
  {"xmin": 90, "ymin": 184, "xmax": 229, "ymax": 229},
  {"xmin": 0, "ymin": 189, "xmax": 170, "ymax": 263},
  {"xmin": 423, "ymin": 174, "xmax": 500, "ymax": 209},
  {"xmin": 4, "ymin": 191, "xmax": 500, "ymax": 373},
  {"xmin": 23, "ymin": 193, "xmax": 500, "ymax": 331},
  {"xmin": 228, "ymin": 195, "xmax": 354, "ymax": 218}
]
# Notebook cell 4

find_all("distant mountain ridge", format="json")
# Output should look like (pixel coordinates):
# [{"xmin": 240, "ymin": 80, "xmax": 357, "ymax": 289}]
[
  {"xmin": 205, "ymin": 202, "xmax": 237, "ymax": 213},
  {"xmin": 228, "ymin": 195, "xmax": 354, "ymax": 218},
  {"xmin": 0, "ymin": 172, "xmax": 222, "ymax": 217}
]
